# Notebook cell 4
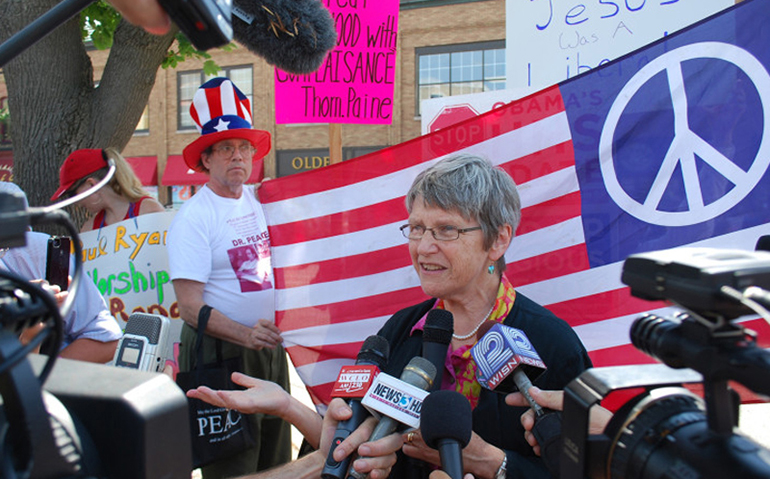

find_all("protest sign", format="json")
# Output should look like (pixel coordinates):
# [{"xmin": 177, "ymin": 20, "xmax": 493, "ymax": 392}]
[
  {"xmin": 506, "ymin": 0, "xmax": 733, "ymax": 94},
  {"xmin": 274, "ymin": 0, "xmax": 399, "ymax": 124},
  {"xmin": 80, "ymin": 212, "xmax": 182, "ymax": 363}
]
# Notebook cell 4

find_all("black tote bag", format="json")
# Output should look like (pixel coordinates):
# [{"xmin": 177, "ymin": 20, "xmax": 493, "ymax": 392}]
[{"xmin": 176, "ymin": 305, "xmax": 256, "ymax": 468}]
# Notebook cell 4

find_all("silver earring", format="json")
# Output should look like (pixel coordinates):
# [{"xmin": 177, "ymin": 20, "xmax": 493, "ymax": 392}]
[{"xmin": 488, "ymin": 264, "xmax": 495, "ymax": 275}]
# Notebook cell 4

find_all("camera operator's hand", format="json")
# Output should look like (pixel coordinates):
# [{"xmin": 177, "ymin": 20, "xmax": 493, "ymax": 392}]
[
  {"xmin": 506, "ymin": 387, "xmax": 612, "ymax": 456},
  {"xmin": 108, "ymin": 0, "xmax": 171, "ymax": 34}
]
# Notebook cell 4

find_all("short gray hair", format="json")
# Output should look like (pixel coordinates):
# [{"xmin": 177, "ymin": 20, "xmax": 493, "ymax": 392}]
[{"xmin": 405, "ymin": 155, "xmax": 521, "ymax": 273}]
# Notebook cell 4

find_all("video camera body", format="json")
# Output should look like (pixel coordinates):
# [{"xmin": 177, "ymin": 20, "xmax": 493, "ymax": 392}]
[
  {"xmin": 0, "ymin": 189, "xmax": 192, "ymax": 479},
  {"xmin": 560, "ymin": 248, "xmax": 770, "ymax": 479}
]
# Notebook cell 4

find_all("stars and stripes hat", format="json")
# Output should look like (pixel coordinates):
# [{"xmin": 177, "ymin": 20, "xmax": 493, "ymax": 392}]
[{"xmin": 182, "ymin": 77, "xmax": 271, "ymax": 171}]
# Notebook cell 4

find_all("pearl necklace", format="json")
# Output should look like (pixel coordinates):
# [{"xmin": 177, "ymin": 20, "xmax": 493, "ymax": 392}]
[{"xmin": 453, "ymin": 303, "xmax": 496, "ymax": 340}]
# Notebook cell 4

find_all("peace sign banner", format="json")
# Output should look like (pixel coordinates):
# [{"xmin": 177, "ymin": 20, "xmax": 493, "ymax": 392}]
[{"xmin": 259, "ymin": 0, "xmax": 770, "ymax": 408}]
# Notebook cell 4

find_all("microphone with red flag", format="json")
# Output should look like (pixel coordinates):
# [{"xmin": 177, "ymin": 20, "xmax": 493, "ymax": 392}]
[{"xmin": 321, "ymin": 335, "xmax": 389, "ymax": 479}]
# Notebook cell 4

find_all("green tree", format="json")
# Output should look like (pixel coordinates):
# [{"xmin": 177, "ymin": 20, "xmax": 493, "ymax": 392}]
[{"xmin": 0, "ymin": 0, "xmax": 206, "ymax": 220}]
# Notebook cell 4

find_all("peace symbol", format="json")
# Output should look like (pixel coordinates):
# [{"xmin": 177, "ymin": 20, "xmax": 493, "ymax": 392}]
[{"xmin": 599, "ymin": 42, "xmax": 770, "ymax": 227}]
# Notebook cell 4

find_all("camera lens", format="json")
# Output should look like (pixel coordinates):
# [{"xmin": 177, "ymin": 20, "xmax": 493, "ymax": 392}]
[{"xmin": 605, "ymin": 387, "xmax": 704, "ymax": 479}]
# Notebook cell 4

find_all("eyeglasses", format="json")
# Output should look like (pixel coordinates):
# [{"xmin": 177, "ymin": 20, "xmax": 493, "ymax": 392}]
[
  {"xmin": 400, "ymin": 224, "xmax": 482, "ymax": 241},
  {"xmin": 212, "ymin": 144, "xmax": 258, "ymax": 158}
]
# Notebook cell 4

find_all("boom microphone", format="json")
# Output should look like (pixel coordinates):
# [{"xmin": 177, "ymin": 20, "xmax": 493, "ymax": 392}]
[
  {"xmin": 420, "ymin": 390, "xmax": 472, "ymax": 479},
  {"xmin": 321, "ymin": 335, "xmax": 389, "ymax": 479},
  {"xmin": 351, "ymin": 356, "xmax": 437, "ymax": 479},
  {"xmin": 231, "ymin": 0, "xmax": 337, "ymax": 74},
  {"xmin": 422, "ymin": 309, "xmax": 453, "ymax": 391}
]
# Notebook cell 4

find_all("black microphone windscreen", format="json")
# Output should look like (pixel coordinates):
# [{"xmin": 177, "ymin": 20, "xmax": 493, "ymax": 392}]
[
  {"xmin": 232, "ymin": 0, "xmax": 337, "ymax": 74},
  {"xmin": 423, "ymin": 309, "xmax": 453, "ymax": 345},
  {"xmin": 421, "ymin": 390, "xmax": 472, "ymax": 449},
  {"xmin": 356, "ymin": 335, "xmax": 389, "ymax": 368}
]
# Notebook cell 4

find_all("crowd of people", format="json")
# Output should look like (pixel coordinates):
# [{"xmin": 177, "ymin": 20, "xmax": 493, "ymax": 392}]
[{"xmin": 5, "ymin": 62, "xmax": 601, "ymax": 478}]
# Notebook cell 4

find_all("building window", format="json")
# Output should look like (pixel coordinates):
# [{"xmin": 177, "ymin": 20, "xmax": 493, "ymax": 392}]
[
  {"xmin": 177, "ymin": 65, "xmax": 254, "ymax": 131},
  {"xmin": 416, "ymin": 41, "xmax": 505, "ymax": 116},
  {"xmin": 135, "ymin": 104, "xmax": 149, "ymax": 133}
]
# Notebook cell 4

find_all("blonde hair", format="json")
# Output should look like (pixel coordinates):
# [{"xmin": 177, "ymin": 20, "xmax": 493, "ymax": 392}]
[{"xmin": 86, "ymin": 148, "xmax": 151, "ymax": 202}]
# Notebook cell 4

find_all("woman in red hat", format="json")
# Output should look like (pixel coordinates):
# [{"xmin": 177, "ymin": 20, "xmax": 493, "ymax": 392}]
[{"xmin": 51, "ymin": 148, "xmax": 165, "ymax": 232}]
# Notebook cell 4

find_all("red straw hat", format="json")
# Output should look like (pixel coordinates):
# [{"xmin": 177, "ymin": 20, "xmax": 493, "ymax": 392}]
[
  {"xmin": 182, "ymin": 77, "xmax": 271, "ymax": 171},
  {"xmin": 51, "ymin": 149, "xmax": 107, "ymax": 200}
]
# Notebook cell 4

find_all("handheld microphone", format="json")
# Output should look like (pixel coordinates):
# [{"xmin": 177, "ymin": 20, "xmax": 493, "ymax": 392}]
[
  {"xmin": 421, "ymin": 390, "xmax": 472, "ymax": 479},
  {"xmin": 471, "ymin": 324, "xmax": 561, "ymax": 475},
  {"xmin": 422, "ymin": 309, "xmax": 453, "ymax": 391},
  {"xmin": 321, "ymin": 335, "xmax": 389, "ymax": 479},
  {"xmin": 231, "ymin": 0, "xmax": 337, "ymax": 74},
  {"xmin": 352, "ymin": 356, "xmax": 437, "ymax": 479}
]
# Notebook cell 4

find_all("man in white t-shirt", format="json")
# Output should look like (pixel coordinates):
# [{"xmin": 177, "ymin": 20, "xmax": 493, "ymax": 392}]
[{"xmin": 167, "ymin": 77, "xmax": 291, "ymax": 479}]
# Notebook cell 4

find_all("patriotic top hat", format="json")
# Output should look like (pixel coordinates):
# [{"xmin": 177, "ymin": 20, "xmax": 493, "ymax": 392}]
[{"xmin": 182, "ymin": 77, "xmax": 271, "ymax": 171}]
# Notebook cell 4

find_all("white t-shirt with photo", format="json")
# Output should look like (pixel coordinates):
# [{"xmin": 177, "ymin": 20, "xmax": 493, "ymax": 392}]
[{"xmin": 168, "ymin": 184, "xmax": 275, "ymax": 327}]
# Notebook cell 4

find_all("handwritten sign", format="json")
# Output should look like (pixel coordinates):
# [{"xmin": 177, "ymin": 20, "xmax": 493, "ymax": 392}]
[
  {"xmin": 274, "ymin": 0, "xmax": 399, "ymax": 125},
  {"xmin": 80, "ymin": 212, "xmax": 178, "ymax": 324},
  {"xmin": 506, "ymin": 0, "xmax": 734, "ymax": 94}
]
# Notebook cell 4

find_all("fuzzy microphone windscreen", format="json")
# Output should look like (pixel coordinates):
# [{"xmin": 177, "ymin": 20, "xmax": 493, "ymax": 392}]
[{"xmin": 232, "ymin": 0, "xmax": 337, "ymax": 74}]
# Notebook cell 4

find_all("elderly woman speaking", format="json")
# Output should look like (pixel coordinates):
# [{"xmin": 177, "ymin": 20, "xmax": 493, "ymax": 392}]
[{"xmin": 378, "ymin": 155, "xmax": 592, "ymax": 479}]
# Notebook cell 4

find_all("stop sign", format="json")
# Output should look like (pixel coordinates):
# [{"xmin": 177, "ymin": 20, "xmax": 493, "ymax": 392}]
[{"xmin": 427, "ymin": 104, "xmax": 479, "ymax": 133}]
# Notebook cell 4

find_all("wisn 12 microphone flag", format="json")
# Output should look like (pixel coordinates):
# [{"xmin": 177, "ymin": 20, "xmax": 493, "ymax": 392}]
[
  {"xmin": 471, "ymin": 323, "xmax": 546, "ymax": 393},
  {"xmin": 259, "ymin": 0, "xmax": 770, "ymax": 407}
]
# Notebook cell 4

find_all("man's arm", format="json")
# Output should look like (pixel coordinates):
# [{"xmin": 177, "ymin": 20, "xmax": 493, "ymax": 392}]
[
  {"xmin": 172, "ymin": 278, "xmax": 282, "ymax": 350},
  {"xmin": 188, "ymin": 372, "xmax": 324, "ymax": 448},
  {"xmin": 59, "ymin": 338, "xmax": 118, "ymax": 363}
]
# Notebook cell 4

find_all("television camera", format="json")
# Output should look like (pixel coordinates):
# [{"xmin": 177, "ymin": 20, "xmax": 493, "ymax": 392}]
[
  {"xmin": 560, "ymin": 247, "xmax": 770, "ymax": 479},
  {"xmin": 0, "ymin": 183, "xmax": 191, "ymax": 479}
]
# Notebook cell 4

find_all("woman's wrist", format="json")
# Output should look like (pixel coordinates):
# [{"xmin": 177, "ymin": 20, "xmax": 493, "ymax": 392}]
[{"xmin": 465, "ymin": 441, "xmax": 506, "ymax": 479}]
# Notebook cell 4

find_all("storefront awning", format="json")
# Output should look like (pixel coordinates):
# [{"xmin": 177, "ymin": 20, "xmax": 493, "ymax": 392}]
[
  {"xmin": 161, "ymin": 155, "xmax": 264, "ymax": 186},
  {"xmin": 125, "ymin": 156, "xmax": 158, "ymax": 186},
  {"xmin": 161, "ymin": 155, "xmax": 208, "ymax": 185},
  {"xmin": 0, "ymin": 152, "xmax": 13, "ymax": 182}
]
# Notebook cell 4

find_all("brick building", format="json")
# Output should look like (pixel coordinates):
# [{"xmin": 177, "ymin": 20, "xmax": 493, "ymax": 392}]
[{"xmin": 0, "ymin": 0, "xmax": 506, "ymax": 204}]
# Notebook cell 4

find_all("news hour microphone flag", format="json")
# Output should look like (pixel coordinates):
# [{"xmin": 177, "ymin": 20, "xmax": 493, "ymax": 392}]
[
  {"xmin": 422, "ymin": 309, "xmax": 453, "ymax": 391},
  {"xmin": 232, "ymin": 0, "xmax": 337, "ymax": 74},
  {"xmin": 352, "ymin": 356, "xmax": 437, "ymax": 479},
  {"xmin": 259, "ymin": 0, "xmax": 770, "ymax": 408},
  {"xmin": 322, "ymin": 335, "xmax": 389, "ymax": 479},
  {"xmin": 420, "ymin": 391, "xmax": 473, "ymax": 479}
]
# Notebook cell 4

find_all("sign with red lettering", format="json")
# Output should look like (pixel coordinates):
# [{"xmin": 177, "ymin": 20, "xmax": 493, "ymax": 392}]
[
  {"xmin": 330, "ymin": 365, "xmax": 380, "ymax": 397},
  {"xmin": 274, "ymin": 0, "xmax": 399, "ymax": 125}
]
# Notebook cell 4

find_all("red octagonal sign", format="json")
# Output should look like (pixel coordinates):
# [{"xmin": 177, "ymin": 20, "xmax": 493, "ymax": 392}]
[{"xmin": 427, "ymin": 103, "xmax": 480, "ymax": 133}]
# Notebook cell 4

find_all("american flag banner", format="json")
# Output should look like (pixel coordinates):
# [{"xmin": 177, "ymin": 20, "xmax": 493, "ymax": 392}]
[{"xmin": 260, "ymin": 0, "xmax": 770, "ymax": 408}]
